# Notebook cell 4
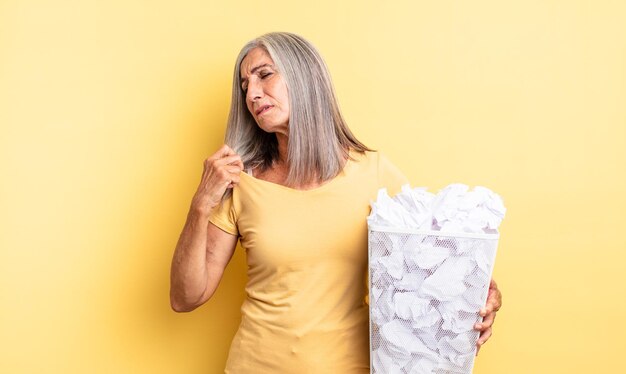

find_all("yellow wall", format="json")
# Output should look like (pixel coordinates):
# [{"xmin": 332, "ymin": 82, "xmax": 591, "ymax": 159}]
[{"xmin": 2, "ymin": 1, "xmax": 625, "ymax": 373}]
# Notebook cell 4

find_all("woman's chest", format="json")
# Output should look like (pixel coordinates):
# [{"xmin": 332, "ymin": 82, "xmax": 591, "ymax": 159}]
[{"xmin": 236, "ymin": 189, "xmax": 373, "ymax": 267}]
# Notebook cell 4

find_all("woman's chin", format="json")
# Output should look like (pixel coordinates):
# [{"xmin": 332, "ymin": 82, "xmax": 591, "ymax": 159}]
[{"xmin": 257, "ymin": 122, "xmax": 288, "ymax": 136}]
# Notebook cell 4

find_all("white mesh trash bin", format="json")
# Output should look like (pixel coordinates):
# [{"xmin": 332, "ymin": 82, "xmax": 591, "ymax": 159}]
[{"xmin": 368, "ymin": 225, "xmax": 499, "ymax": 374}]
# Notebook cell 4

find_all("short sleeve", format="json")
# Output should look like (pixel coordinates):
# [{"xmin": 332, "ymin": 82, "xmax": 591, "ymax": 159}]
[
  {"xmin": 377, "ymin": 152, "xmax": 409, "ymax": 195},
  {"xmin": 208, "ymin": 193, "xmax": 239, "ymax": 236}
]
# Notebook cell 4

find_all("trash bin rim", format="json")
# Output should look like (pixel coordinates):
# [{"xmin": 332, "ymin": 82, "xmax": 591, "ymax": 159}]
[{"xmin": 368, "ymin": 224, "xmax": 500, "ymax": 240}]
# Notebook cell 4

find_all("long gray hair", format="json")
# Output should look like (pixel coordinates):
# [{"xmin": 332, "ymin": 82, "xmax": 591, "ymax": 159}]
[{"xmin": 225, "ymin": 32, "xmax": 370, "ymax": 187}]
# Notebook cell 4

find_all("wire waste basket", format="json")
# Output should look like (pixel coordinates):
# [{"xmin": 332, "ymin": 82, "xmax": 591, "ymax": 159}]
[{"xmin": 367, "ymin": 184, "xmax": 505, "ymax": 374}]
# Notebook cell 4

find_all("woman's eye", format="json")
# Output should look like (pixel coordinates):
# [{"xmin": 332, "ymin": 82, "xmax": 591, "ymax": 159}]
[{"xmin": 241, "ymin": 72, "xmax": 272, "ymax": 91}]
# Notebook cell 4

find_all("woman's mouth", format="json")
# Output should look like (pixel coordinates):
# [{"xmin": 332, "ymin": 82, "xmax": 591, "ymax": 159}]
[{"xmin": 256, "ymin": 105, "xmax": 273, "ymax": 116}]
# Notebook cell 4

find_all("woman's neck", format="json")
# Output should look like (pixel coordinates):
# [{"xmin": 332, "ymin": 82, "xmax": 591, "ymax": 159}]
[
  {"xmin": 276, "ymin": 133, "xmax": 289, "ymax": 166},
  {"xmin": 253, "ymin": 133, "xmax": 348, "ymax": 190}
]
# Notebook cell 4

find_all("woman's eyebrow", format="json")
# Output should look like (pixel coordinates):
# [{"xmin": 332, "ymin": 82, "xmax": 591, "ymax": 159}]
[{"xmin": 240, "ymin": 63, "xmax": 274, "ymax": 85}]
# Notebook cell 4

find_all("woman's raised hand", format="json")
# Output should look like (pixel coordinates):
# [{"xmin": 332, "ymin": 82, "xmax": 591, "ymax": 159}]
[{"xmin": 191, "ymin": 144, "xmax": 244, "ymax": 214}]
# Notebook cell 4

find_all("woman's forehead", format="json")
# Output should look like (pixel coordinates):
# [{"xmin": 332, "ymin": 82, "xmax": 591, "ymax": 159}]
[{"xmin": 240, "ymin": 48, "xmax": 275, "ymax": 79}]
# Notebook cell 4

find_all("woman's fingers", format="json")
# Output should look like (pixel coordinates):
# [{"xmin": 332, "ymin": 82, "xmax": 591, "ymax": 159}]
[
  {"xmin": 477, "ymin": 326, "xmax": 492, "ymax": 347},
  {"xmin": 205, "ymin": 145, "xmax": 243, "ymax": 172},
  {"xmin": 475, "ymin": 310, "xmax": 496, "ymax": 330},
  {"xmin": 225, "ymin": 172, "xmax": 242, "ymax": 189},
  {"xmin": 473, "ymin": 279, "xmax": 502, "ymax": 354},
  {"xmin": 227, "ymin": 172, "xmax": 240, "ymax": 185},
  {"xmin": 212, "ymin": 154, "xmax": 243, "ymax": 168},
  {"xmin": 192, "ymin": 146, "xmax": 244, "ymax": 210},
  {"xmin": 204, "ymin": 153, "xmax": 242, "ymax": 182},
  {"xmin": 225, "ymin": 165, "xmax": 243, "ymax": 174},
  {"xmin": 210, "ymin": 144, "xmax": 237, "ymax": 159},
  {"xmin": 215, "ymin": 158, "xmax": 243, "ymax": 190},
  {"xmin": 480, "ymin": 279, "xmax": 502, "ymax": 317},
  {"xmin": 214, "ymin": 167, "xmax": 240, "ymax": 186},
  {"xmin": 475, "ymin": 326, "xmax": 493, "ymax": 356}
]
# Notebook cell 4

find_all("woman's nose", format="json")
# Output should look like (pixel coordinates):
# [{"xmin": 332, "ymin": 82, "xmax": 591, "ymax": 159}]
[{"xmin": 246, "ymin": 81, "xmax": 263, "ymax": 102}]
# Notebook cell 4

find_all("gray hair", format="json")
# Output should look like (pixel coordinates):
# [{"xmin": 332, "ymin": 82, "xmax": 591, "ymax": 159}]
[{"xmin": 224, "ymin": 31, "xmax": 370, "ymax": 187}]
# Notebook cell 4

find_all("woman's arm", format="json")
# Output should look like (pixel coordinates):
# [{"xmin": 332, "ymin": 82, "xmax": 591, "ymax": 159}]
[
  {"xmin": 169, "ymin": 145, "xmax": 243, "ymax": 312},
  {"xmin": 169, "ymin": 210, "xmax": 239, "ymax": 312}
]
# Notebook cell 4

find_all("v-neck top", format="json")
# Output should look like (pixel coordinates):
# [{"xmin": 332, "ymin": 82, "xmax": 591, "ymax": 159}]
[{"xmin": 209, "ymin": 151, "xmax": 408, "ymax": 373}]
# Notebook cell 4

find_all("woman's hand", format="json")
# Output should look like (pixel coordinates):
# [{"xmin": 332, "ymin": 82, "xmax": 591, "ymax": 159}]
[
  {"xmin": 191, "ymin": 144, "xmax": 244, "ymax": 214},
  {"xmin": 474, "ymin": 278, "xmax": 502, "ymax": 354}
]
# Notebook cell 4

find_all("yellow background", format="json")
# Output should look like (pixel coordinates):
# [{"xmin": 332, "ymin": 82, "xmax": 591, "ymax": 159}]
[{"xmin": 1, "ymin": 0, "xmax": 625, "ymax": 373}]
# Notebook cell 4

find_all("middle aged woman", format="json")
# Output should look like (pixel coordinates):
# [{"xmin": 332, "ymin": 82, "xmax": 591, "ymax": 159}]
[{"xmin": 170, "ymin": 32, "xmax": 502, "ymax": 373}]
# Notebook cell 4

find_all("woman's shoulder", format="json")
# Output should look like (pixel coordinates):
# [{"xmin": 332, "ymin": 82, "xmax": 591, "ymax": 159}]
[
  {"xmin": 349, "ymin": 149, "xmax": 379, "ymax": 165},
  {"xmin": 351, "ymin": 149, "xmax": 409, "ymax": 192},
  {"xmin": 349, "ymin": 149, "xmax": 395, "ymax": 171}
]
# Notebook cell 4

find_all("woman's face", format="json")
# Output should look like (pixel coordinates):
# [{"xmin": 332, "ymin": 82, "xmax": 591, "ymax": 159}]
[{"xmin": 240, "ymin": 47, "xmax": 290, "ymax": 135}]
